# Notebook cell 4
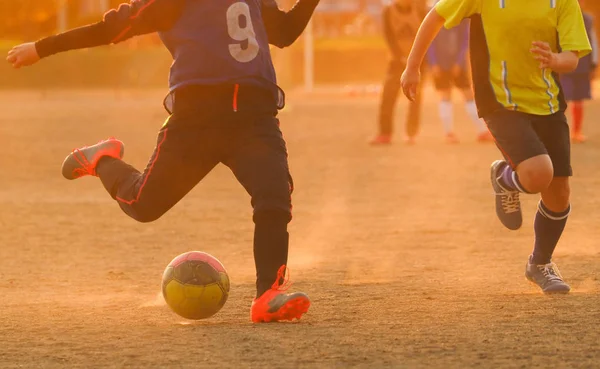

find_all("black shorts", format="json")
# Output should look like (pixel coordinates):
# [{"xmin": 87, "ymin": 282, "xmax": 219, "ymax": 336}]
[
  {"xmin": 433, "ymin": 68, "xmax": 471, "ymax": 90},
  {"xmin": 484, "ymin": 109, "xmax": 572, "ymax": 177}
]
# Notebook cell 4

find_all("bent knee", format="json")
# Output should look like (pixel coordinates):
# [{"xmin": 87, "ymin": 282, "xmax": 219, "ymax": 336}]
[
  {"xmin": 253, "ymin": 208, "xmax": 292, "ymax": 224},
  {"xmin": 516, "ymin": 156, "xmax": 554, "ymax": 193},
  {"xmin": 134, "ymin": 212, "xmax": 164, "ymax": 223},
  {"xmin": 120, "ymin": 203, "xmax": 166, "ymax": 223},
  {"xmin": 542, "ymin": 179, "xmax": 571, "ymax": 211}
]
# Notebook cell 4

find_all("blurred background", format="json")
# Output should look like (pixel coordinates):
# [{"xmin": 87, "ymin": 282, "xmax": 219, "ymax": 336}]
[{"xmin": 1, "ymin": 0, "xmax": 599, "ymax": 90}]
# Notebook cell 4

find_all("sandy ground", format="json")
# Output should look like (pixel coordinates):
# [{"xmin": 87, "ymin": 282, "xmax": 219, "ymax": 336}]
[{"xmin": 0, "ymin": 89, "xmax": 599, "ymax": 368}]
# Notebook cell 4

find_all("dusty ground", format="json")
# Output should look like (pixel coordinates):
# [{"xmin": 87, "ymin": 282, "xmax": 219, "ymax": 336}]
[{"xmin": 0, "ymin": 89, "xmax": 599, "ymax": 369}]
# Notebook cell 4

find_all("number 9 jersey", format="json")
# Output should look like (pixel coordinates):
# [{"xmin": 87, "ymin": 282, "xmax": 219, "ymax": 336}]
[
  {"xmin": 34, "ymin": 0, "xmax": 320, "ymax": 100},
  {"xmin": 159, "ymin": 0, "xmax": 277, "ymax": 92}
]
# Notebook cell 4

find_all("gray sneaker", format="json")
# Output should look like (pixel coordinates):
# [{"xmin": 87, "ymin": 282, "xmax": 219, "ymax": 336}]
[
  {"xmin": 490, "ymin": 160, "xmax": 522, "ymax": 230},
  {"xmin": 61, "ymin": 138, "xmax": 124, "ymax": 180},
  {"xmin": 525, "ymin": 256, "xmax": 571, "ymax": 294}
]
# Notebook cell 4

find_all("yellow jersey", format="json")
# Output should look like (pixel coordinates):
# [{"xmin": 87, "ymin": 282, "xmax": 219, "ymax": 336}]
[{"xmin": 435, "ymin": 0, "xmax": 592, "ymax": 116}]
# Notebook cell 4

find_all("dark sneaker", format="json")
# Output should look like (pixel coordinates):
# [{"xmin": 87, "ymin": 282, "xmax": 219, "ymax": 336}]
[
  {"xmin": 525, "ymin": 256, "xmax": 571, "ymax": 294},
  {"xmin": 490, "ymin": 160, "xmax": 522, "ymax": 230},
  {"xmin": 250, "ymin": 265, "xmax": 310, "ymax": 323},
  {"xmin": 61, "ymin": 138, "xmax": 124, "ymax": 180}
]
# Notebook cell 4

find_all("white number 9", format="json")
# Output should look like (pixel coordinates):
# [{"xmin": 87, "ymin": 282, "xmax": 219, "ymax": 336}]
[{"xmin": 227, "ymin": 2, "xmax": 260, "ymax": 63}]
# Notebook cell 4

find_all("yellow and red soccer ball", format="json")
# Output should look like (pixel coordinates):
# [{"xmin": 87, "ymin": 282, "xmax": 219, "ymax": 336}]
[{"xmin": 162, "ymin": 251, "xmax": 230, "ymax": 320}]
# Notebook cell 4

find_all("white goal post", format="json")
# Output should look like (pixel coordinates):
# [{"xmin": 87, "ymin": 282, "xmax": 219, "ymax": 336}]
[{"xmin": 303, "ymin": 20, "xmax": 315, "ymax": 92}]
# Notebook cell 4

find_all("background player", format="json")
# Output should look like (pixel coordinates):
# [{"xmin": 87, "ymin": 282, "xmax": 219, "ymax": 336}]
[
  {"xmin": 560, "ymin": 0, "xmax": 598, "ymax": 143},
  {"xmin": 427, "ymin": 16, "xmax": 492, "ymax": 143},
  {"xmin": 401, "ymin": 0, "xmax": 591, "ymax": 293},
  {"xmin": 6, "ymin": 0, "xmax": 318, "ymax": 322},
  {"xmin": 371, "ymin": 0, "xmax": 427, "ymax": 145}
]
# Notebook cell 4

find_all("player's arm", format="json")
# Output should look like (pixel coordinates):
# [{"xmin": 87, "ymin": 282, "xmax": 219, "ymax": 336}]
[
  {"xmin": 401, "ymin": 0, "xmax": 480, "ymax": 100},
  {"xmin": 6, "ymin": 0, "xmax": 185, "ymax": 69},
  {"xmin": 590, "ymin": 19, "xmax": 598, "ymax": 71},
  {"xmin": 530, "ymin": 43, "xmax": 579, "ymax": 74},
  {"xmin": 534, "ymin": 0, "xmax": 593, "ymax": 75},
  {"xmin": 401, "ymin": 9, "xmax": 445, "ymax": 100},
  {"xmin": 261, "ymin": 0, "xmax": 320, "ymax": 48}
]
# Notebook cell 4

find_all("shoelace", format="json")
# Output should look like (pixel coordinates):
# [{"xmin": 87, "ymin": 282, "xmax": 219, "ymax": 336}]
[
  {"xmin": 70, "ymin": 138, "xmax": 116, "ymax": 177},
  {"xmin": 271, "ymin": 265, "xmax": 292, "ymax": 291},
  {"xmin": 538, "ymin": 263, "xmax": 564, "ymax": 282},
  {"xmin": 495, "ymin": 178, "xmax": 520, "ymax": 213},
  {"xmin": 500, "ymin": 190, "xmax": 520, "ymax": 213},
  {"xmin": 72, "ymin": 147, "xmax": 94, "ymax": 177}
]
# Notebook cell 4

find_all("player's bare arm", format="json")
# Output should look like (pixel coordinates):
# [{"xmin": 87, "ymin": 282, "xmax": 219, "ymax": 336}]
[
  {"xmin": 530, "ymin": 41, "xmax": 579, "ymax": 73},
  {"xmin": 6, "ymin": 0, "xmax": 185, "ymax": 69},
  {"xmin": 401, "ymin": 8, "xmax": 445, "ymax": 101},
  {"xmin": 261, "ymin": 0, "xmax": 320, "ymax": 48}
]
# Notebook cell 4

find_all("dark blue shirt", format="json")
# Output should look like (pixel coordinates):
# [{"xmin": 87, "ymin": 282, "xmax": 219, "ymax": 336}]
[
  {"xmin": 427, "ymin": 18, "xmax": 469, "ymax": 71},
  {"xmin": 159, "ymin": 0, "xmax": 277, "ymax": 92},
  {"xmin": 36, "ymin": 0, "xmax": 320, "ymax": 94}
]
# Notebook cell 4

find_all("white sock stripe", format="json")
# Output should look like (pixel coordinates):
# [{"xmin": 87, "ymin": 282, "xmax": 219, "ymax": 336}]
[
  {"xmin": 511, "ymin": 172, "xmax": 527, "ymax": 193},
  {"xmin": 538, "ymin": 201, "xmax": 571, "ymax": 220}
]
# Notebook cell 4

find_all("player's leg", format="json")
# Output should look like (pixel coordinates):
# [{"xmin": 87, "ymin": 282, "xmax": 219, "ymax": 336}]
[
  {"xmin": 524, "ymin": 112, "xmax": 572, "ymax": 293},
  {"xmin": 372, "ymin": 59, "xmax": 403, "ymax": 145},
  {"xmin": 485, "ymin": 109, "xmax": 554, "ymax": 230},
  {"xmin": 570, "ymin": 75, "xmax": 591, "ymax": 143},
  {"xmin": 222, "ymin": 112, "xmax": 309, "ymax": 322},
  {"xmin": 560, "ymin": 74, "xmax": 587, "ymax": 143},
  {"xmin": 63, "ymin": 116, "xmax": 219, "ymax": 223},
  {"xmin": 570, "ymin": 100, "xmax": 585, "ymax": 142},
  {"xmin": 456, "ymin": 69, "xmax": 492, "ymax": 142},
  {"xmin": 434, "ymin": 70, "xmax": 458, "ymax": 143}
]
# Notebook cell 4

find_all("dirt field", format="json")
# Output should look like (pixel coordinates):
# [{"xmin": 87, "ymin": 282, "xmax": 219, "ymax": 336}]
[{"xmin": 1, "ymin": 88, "xmax": 599, "ymax": 369}]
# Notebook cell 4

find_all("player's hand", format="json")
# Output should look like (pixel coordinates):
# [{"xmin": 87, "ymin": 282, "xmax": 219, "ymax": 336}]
[
  {"xmin": 530, "ymin": 41, "xmax": 558, "ymax": 70},
  {"xmin": 401, "ymin": 66, "xmax": 421, "ymax": 102},
  {"xmin": 6, "ymin": 43, "xmax": 40, "ymax": 69}
]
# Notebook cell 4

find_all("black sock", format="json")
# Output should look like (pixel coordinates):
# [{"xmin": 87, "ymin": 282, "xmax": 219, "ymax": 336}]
[
  {"xmin": 96, "ymin": 157, "xmax": 140, "ymax": 199},
  {"xmin": 253, "ymin": 212, "xmax": 289, "ymax": 297},
  {"xmin": 532, "ymin": 201, "xmax": 570, "ymax": 264}
]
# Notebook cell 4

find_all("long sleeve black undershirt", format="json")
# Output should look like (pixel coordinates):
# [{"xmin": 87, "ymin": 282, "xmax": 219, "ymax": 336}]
[{"xmin": 35, "ymin": 0, "xmax": 320, "ymax": 59}]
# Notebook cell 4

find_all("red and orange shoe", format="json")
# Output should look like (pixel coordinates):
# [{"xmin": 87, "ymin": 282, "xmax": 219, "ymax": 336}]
[
  {"xmin": 572, "ymin": 132, "xmax": 587, "ymax": 144},
  {"xmin": 477, "ymin": 131, "xmax": 494, "ymax": 143},
  {"xmin": 251, "ymin": 265, "xmax": 310, "ymax": 323},
  {"xmin": 61, "ymin": 138, "xmax": 124, "ymax": 180},
  {"xmin": 445, "ymin": 132, "xmax": 460, "ymax": 144},
  {"xmin": 369, "ymin": 134, "xmax": 392, "ymax": 146}
]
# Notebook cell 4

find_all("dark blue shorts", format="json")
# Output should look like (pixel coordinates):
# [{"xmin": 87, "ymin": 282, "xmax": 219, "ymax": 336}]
[
  {"xmin": 560, "ymin": 74, "xmax": 592, "ymax": 101},
  {"xmin": 484, "ymin": 109, "xmax": 572, "ymax": 177}
]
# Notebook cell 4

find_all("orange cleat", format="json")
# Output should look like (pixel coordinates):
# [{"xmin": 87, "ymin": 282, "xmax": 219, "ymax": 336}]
[
  {"xmin": 571, "ymin": 132, "xmax": 587, "ymax": 143},
  {"xmin": 251, "ymin": 265, "xmax": 310, "ymax": 323},
  {"xmin": 369, "ymin": 134, "xmax": 392, "ymax": 146},
  {"xmin": 404, "ymin": 136, "xmax": 417, "ymax": 145},
  {"xmin": 477, "ymin": 131, "xmax": 494, "ymax": 143},
  {"xmin": 61, "ymin": 138, "xmax": 124, "ymax": 180}
]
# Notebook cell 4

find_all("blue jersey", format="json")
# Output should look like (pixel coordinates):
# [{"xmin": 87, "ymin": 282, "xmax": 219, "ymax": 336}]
[
  {"xmin": 427, "ymin": 18, "xmax": 469, "ymax": 71},
  {"xmin": 35, "ymin": 0, "xmax": 320, "ymax": 97},
  {"xmin": 159, "ymin": 0, "xmax": 277, "ymax": 92}
]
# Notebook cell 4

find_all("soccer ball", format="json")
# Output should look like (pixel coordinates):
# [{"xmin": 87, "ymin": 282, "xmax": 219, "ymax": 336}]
[{"xmin": 161, "ymin": 251, "xmax": 230, "ymax": 320}]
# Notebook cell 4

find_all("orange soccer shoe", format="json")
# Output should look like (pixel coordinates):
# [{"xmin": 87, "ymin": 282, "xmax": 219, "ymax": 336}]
[
  {"xmin": 251, "ymin": 265, "xmax": 310, "ymax": 323},
  {"xmin": 61, "ymin": 138, "xmax": 124, "ymax": 180}
]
